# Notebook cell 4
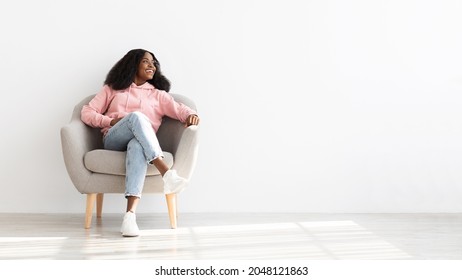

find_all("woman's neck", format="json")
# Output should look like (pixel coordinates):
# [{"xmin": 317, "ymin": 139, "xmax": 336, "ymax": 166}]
[{"xmin": 133, "ymin": 78, "xmax": 146, "ymax": 86}]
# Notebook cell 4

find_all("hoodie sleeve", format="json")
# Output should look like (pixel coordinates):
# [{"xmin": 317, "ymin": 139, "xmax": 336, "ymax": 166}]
[
  {"xmin": 80, "ymin": 85, "xmax": 114, "ymax": 128},
  {"xmin": 158, "ymin": 90, "xmax": 197, "ymax": 123}
]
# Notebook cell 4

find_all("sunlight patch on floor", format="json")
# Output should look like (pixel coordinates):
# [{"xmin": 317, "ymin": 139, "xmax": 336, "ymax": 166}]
[{"xmin": 0, "ymin": 218, "xmax": 416, "ymax": 259}]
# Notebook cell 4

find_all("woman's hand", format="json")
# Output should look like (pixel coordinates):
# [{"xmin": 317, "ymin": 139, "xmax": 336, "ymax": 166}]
[
  {"xmin": 110, "ymin": 117, "xmax": 123, "ymax": 126},
  {"xmin": 185, "ymin": 114, "xmax": 200, "ymax": 127}
]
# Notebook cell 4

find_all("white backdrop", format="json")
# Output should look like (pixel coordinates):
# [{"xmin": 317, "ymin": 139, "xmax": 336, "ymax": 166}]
[{"xmin": 0, "ymin": 0, "xmax": 461, "ymax": 213}]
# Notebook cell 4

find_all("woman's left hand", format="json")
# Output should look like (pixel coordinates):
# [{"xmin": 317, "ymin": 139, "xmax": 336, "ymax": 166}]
[{"xmin": 185, "ymin": 114, "xmax": 200, "ymax": 127}]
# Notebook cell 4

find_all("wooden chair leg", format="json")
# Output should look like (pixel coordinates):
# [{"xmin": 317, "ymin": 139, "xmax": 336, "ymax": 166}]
[
  {"xmin": 176, "ymin": 195, "xmax": 179, "ymax": 219},
  {"xmin": 96, "ymin": 193, "xmax": 104, "ymax": 218},
  {"xmin": 85, "ymin": 193, "xmax": 97, "ymax": 229},
  {"xmin": 165, "ymin": 193, "xmax": 178, "ymax": 229}
]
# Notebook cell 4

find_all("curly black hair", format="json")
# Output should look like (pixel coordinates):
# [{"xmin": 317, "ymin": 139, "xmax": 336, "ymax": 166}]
[{"xmin": 104, "ymin": 49, "xmax": 171, "ymax": 92}]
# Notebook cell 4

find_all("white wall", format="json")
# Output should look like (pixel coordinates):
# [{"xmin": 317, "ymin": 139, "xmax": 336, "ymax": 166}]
[{"xmin": 1, "ymin": 0, "xmax": 461, "ymax": 213}]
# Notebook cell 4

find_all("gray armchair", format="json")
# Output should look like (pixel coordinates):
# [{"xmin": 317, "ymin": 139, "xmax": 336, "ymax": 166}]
[{"xmin": 60, "ymin": 94, "xmax": 199, "ymax": 229}]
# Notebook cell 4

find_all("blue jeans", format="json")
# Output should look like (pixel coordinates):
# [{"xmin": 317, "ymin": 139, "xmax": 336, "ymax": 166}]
[{"xmin": 103, "ymin": 112, "xmax": 164, "ymax": 198}]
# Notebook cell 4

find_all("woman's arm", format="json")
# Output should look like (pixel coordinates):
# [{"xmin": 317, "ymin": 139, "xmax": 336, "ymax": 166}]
[
  {"xmin": 80, "ymin": 85, "xmax": 114, "ymax": 128},
  {"xmin": 158, "ymin": 90, "xmax": 199, "ymax": 125}
]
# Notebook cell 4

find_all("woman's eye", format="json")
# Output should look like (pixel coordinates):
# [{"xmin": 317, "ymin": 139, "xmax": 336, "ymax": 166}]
[{"xmin": 142, "ymin": 60, "xmax": 155, "ymax": 66}]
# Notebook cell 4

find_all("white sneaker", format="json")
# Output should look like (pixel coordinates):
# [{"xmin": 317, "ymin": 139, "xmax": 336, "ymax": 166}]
[
  {"xmin": 163, "ymin": 170, "xmax": 188, "ymax": 194},
  {"xmin": 121, "ymin": 211, "xmax": 139, "ymax": 237}
]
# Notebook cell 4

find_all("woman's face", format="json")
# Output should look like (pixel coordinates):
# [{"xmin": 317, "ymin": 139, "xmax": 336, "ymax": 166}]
[{"xmin": 135, "ymin": 52, "xmax": 156, "ymax": 85}]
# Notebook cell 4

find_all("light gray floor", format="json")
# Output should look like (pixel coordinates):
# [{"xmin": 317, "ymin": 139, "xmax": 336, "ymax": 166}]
[{"xmin": 0, "ymin": 213, "xmax": 461, "ymax": 260}]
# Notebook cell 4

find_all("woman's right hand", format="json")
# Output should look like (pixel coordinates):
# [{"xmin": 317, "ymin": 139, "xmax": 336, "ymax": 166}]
[{"xmin": 110, "ymin": 117, "xmax": 123, "ymax": 126}]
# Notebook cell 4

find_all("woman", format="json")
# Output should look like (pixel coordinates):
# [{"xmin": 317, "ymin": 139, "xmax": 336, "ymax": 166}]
[{"xmin": 81, "ymin": 49, "xmax": 200, "ymax": 237}]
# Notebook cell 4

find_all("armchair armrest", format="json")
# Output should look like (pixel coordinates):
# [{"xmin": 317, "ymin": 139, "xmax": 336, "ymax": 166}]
[
  {"xmin": 60, "ymin": 119, "xmax": 101, "ymax": 192},
  {"xmin": 156, "ymin": 116, "xmax": 200, "ymax": 180},
  {"xmin": 172, "ymin": 125, "xmax": 199, "ymax": 180}
]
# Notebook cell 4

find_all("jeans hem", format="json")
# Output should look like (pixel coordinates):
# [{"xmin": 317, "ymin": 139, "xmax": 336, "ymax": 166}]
[
  {"xmin": 147, "ymin": 154, "xmax": 165, "ymax": 165},
  {"xmin": 125, "ymin": 194, "xmax": 141, "ymax": 199}
]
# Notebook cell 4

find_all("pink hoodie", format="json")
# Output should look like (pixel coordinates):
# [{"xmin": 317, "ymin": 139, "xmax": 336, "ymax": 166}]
[{"xmin": 81, "ymin": 82, "xmax": 197, "ymax": 136}]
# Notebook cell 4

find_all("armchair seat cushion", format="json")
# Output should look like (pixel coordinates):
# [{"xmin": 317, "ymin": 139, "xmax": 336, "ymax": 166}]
[{"xmin": 84, "ymin": 149, "xmax": 174, "ymax": 176}]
